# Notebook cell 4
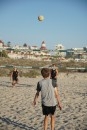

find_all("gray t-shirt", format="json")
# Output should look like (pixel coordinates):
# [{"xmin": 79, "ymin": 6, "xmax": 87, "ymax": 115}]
[{"xmin": 37, "ymin": 78, "xmax": 57, "ymax": 106}]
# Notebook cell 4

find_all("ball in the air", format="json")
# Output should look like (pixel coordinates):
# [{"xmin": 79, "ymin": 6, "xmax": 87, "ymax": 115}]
[{"xmin": 38, "ymin": 15, "xmax": 44, "ymax": 21}]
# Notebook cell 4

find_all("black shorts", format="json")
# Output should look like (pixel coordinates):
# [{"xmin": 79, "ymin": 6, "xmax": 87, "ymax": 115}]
[
  {"xmin": 42, "ymin": 104, "xmax": 56, "ymax": 115},
  {"xmin": 12, "ymin": 77, "xmax": 18, "ymax": 81},
  {"xmin": 52, "ymin": 79, "xmax": 58, "ymax": 87}
]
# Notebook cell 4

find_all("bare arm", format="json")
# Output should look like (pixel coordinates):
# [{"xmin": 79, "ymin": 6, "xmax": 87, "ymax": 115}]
[
  {"xmin": 17, "ymin": 71, "xmax": 19, "ymax": 77},
  {"xmin": 33, "ymin": 91, "xmax": 40, "ymax": 106},
  {"xmin": 56, "ymin": 69, "xmax": 58, "ymax": 77},
  {"xmin": 10, "ymin": 71, "xmax": 13, "ymax": 80},
  {"xmin": 54, "ymin": 87, "xmax": 62, "ymax": 110}
]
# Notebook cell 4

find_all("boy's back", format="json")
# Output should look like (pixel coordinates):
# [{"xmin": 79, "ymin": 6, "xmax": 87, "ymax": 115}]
[{"xmin": 37, "ymin": 78, "xmax": 57, "ymax": 106}]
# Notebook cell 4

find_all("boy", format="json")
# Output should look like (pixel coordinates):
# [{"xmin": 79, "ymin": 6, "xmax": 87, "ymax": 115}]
[
  {"xmin": 33, "ymin": 68, "xmax": 62, "ymax": 130},
  {"xmin": 50, "ymin": 64, "xmax": 58, "ymax": 88}
]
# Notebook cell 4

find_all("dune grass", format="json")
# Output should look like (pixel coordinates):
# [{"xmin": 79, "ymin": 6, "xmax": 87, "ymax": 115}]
[
  {"xmin": 0, "ymin": 58, "xmax": 87, "ymax": 77},
  {"xmin": 0, "ymin": 58, "xmax": 50, "ymax": 77}
]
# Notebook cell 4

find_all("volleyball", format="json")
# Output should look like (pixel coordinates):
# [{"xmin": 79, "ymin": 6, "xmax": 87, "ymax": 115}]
[{"xmin": 38, "ymin": 15, "xmax": 44, "ymax": 21}]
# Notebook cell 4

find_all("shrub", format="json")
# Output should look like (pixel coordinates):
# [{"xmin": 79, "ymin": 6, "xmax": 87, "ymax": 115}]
[{"xmin": 22, "ymin": 70, "xmax": 40, "ymax": 78}]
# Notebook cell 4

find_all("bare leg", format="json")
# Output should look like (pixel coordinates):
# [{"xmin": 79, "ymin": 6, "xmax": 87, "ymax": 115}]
[
  {"xmin": 44, "ymin": 115, "xmax": 49, "ymax": 130},
  {"xmin": 12, "ymin": 81, "xmax": 16, "ymax": 87},
  {"xmin": 51, "ymin": 115, "xmax": 55, "ymax": 130}
]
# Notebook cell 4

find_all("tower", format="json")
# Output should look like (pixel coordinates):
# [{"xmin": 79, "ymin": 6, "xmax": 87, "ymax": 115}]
[{"xmin": 40, "ymin": 41, "xmax": 47, "ymax": 50}]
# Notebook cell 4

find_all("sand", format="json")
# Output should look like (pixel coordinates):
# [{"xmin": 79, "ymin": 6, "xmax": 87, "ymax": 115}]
[{"xmin": 0, "ymin": 73, "xmax": 87, "ymax": 130}]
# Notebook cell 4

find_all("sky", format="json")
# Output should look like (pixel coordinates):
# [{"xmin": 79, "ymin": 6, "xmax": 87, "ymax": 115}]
[{"xmin": 0, "ymin": 0, "xmax": 87, "ymax": 50}]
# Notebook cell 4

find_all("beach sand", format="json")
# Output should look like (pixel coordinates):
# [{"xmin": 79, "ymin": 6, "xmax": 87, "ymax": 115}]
[{"xmin": 0, "ymin": 73, "xmax": 87, "ymax": 130}]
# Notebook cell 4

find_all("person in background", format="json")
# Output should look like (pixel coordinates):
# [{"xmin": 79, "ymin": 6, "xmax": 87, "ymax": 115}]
[
  {"xmin": 10, "ymin": 67, "xmax": 19, "ymax": 87},
  {"xmin": 50, "ymin": 64, "xmax": 58, "ymax": 88},
  {"xmin": 33, "ymin": 68, "xmax": 62, "ymax": 130}
]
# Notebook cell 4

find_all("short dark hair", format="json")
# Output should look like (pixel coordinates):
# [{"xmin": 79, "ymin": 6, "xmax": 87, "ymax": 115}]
[
  {"xmin": 41, "ymin": 68, "xmax": 50, "ymax": 78},
  {"xmin": 52, "ymin": 64, "xmax": 56, "ymax": 66}
]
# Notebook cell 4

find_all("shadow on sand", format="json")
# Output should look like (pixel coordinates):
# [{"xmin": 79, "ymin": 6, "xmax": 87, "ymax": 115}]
[
  {"xmin": 0, "ymin": 117, "xmax": 36, "ymax": 130},
  {"xmin": 0, "ymin": 81, "xmax": 33, "ymax": 88}
]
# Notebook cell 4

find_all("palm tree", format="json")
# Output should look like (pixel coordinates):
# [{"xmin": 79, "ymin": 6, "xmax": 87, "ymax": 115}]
[
  {"xmin": 7, "ymin": 41, "xmax": 11, "ymax": 47},
  {"xmin": 23, "ymin": 43, "xmax": 27, "ymax": 47}
]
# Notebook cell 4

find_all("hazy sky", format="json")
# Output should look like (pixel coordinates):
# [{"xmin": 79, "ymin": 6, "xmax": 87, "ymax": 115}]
[{"xmin": 0, "ymin": 0, "xmax": 87, "ymax": 49}]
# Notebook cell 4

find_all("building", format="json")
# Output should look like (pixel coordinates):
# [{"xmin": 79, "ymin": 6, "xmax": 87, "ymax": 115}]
[
  {"xmin": 12, "ymin": 45, "xmax": 29, "ymax": 50},
  {"xmin": 55, "ymin": 44, "xmax": 66, "ymax": 57},
  {"xmin": 66, "ymin": 47, "xmax": 87, "ymax": 61},
  {"xmin": 0, "ymin": 40, "xmax": 4, "ymax": 48},
  {"xmin": 40, "ymin": 41, "xmax": 47, "ymax": 50},
  {"xmin": 30, "ymin": 45, "xmax": 38, "ymax": 50}
]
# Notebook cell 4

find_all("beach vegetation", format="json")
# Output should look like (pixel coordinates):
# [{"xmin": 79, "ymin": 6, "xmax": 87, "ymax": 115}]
[
  {"xmin": 0, "ymin": 50, "xmax": 8, "ymax": 58},
  {"xmin": 0, "ymin": 57, "xmax": 87, "ymax": 77}
]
